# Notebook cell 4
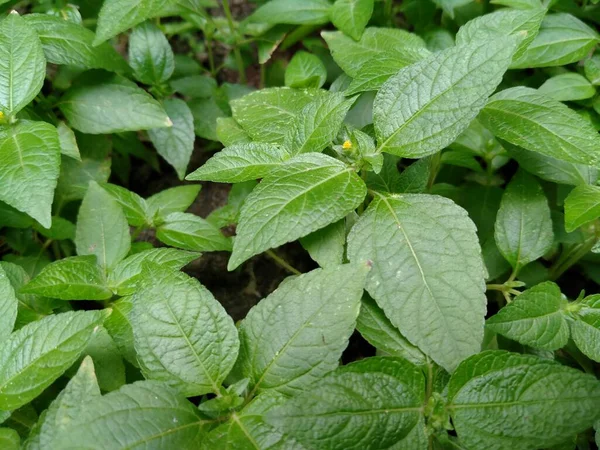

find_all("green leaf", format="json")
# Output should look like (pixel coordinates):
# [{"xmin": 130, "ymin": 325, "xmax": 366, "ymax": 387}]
[
  {"xmin": 0, "ymin": 12, "xmax": 46, "ymax": 116},
  {"xmin": 56, "ymin": 122, "xmax": 80, "ymax": 161},
  {"xmin": 24, "ymin": 357, "xmax": 100, "ymax": 450},
  {"xmin": 24, "ymin": 14, "xmax": 128, "ymax": 72},
  {"xmin": 21, "ymin": 256, "xmax": 111, "ymax": 301},
  {"xmin": 570, "ymin": 295, "xmax": 600, "ymax": 362},
  {"xmin": 248, "ymin": 0, "xmax": 332, "ymax": 25},
  {"xmin": 34, "ymin": 216, "xmax": 75, "ymax": 240},
  {"xmin": 490, "ymin": 0, "xmax": 542, "ymax": 7},
  {"xmin": 0, "ymin": 310, "xmax": 105, "ymax": 410},
  {"xmin": 300, "ymin": 219, "xmax": 346, "ymax": 268},
  {"xmin": 285, "ymin": 51, "xmax": 327, "ymax": 89},
  {"xmin": 188, "ymin": 96, "xmax": 226, "ymax": 141},
  {"xmin": 131, "ymin": 264, "xmax": 239, "ymax": 396},
  {"xmin": 433, "ymin": 0, "xmax": 473, "ymax": 18},
  {"xmin": 108, "ymin": 248, "xmax": 199, "ymax": 296},
  {"xmin": 538, "ymin": 73, "xmax": 596, "ymax": 102},
  {"xmin": 448, "ymin": 351, "xmax": 600, "ymax": 450},
  {"xmin": 266, "ymin": 357, "xmax": 425, "ymax": 450},
  {"xmin": 366, "ymin": 154, "xmax": 403, "ymax": 194},
  {"xmin": 170, "ymin": 75, "xmax": 216, "ymax": 98},
  {"xmin": 374, "ymin": 37, "xmax": 518, "ymax": 158},
  {"xmin": 486, "ymin": 282, "xmax": 569, "ymax": 350},
  {"xmin": 94, "ymin": 0, "xmax": 170, "ymax": 45},
  {"xmin": 479, "ymin": 87, "xmax": 600, "ymax": 167},
  {"xmin": 0, "ymin": 264, "xmax": 17, "ymax": 343},
  {"xmin": 148, "ymin": 98, "xmax": 195, "ymax": 180},
  {"xmin": 347, "ymin": 193, "xmax": 487, "ymax": 372},
  {"xmin": 146, "ymin": 184, "xmax": 201, "ymax": 222},
  {"xmin": 59, "ymin": 72, "xmax": 171, "ymax": 134},
  {"xmin": 231, "ymin": 87, "xmax": 327, "ymax": 144},
  {"xmin": 0, "ymin": 428, "xmax": 19, "ymax": 450},
  {"xmin": 128, "ymin": 21, "xmax": 174, "ymax": 85},
  {"xmin": 564, "ymin": 184, "xmax": 600, "ymax": 232},
  {"xmin": 75, "ymin": 181, "xmax": 131, "ymax": 271},
  {"xmin": 101, "ymin": 183, "xmax": 148, "ymax": 227},
  {"xmin": 356, "ymin": 295, "xmax": 426, "ymax": 366},
  {"xmin": 234, "ymin": 264, "xmax": 368, "ymax": 395},
  {"xmin": 216, "ymin": 117, "xmax": 251, "ymax": 147},
  {"xmin": 584, "ymin": 54, "xmax": 600, "ymax": 85},
  {"xmin": 50, "ymin": 381, "xmax": 210, "ymax": 449},
  {"xmin": 0, "ymin": 121, "xmax": 60, "ymax": 229},
  {"xmin": 331, "ymin": 0, "xmax": 374, "ymax": 40},
  {"xmin": 229, "ymin": 153, "xmax": 366, "ymax": 270},
  {"xmin": 322, "ymin": 29, "xmax": 430, "ymax": 95},
  {"xmin": 78, "ymin": 327, "xmax": 125, "ymax": 392},
  {"xmin": 186, "ymin": 143, "xmax": 291, "ymax": 183},
  {"xmin": 512, "ymin": 13, "xmax": 599, "ymax": 68},
  {"xmin": 157, "ymin": 212, "xmax": 232, "ymax": 252},
  {"xmin": 103, "ymin": 297, "xmax": 137, "ymax": 367}
]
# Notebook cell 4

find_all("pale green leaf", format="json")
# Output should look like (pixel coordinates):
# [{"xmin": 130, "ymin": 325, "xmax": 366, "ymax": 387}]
[
  {"xmin": 564, "ymin": 184, "xmax": 600, "ymax": 232},
  {"xmin": 56, "ymin": 122, "xmax": 80, "ymax": 161},
  {"xmin": 490, "ymin": 0, "xmax": 542, "ymax": 7},
  {"xmin": 538, "ymin": 73, "xmax": 596, "ymax": 101},
  {"xmin": 300, "ymin": 219, "xmax": 346, "ymax": 268},
  {"xmin": 433, "ymin": 0, "xmax": 473, "ymax": 18},
  {"xmin": 0, "ymin": 264, "xmax": 17, "ymax": 343},
  {"xmin": 170, "ymin": 75, "xmax": 216, "ymax": 98},
  {"xmin": 570, "ymin": 295, "xmax": 600, "ymax": 362},
  {"xmin": 331, "ymin": 0, "xmax": 374, "ymax": 40},
  {"xmin": 101, "ymin": 183, "xmax": 148, "ymax": 227},
  {"xmin": 103, "ymin": 297, "xmax": 137, "ymax": 367},
  {"xmin": 248, "ymin": 0, "xmax": 332, "ymax": 25},
  {"xmin": 78, "ymin": 327, "xmax": 125, "ymax": 392},
  {"xmin": 0, "ymin": 428, "xmax": 19, "ymax": 450},
  {"xmin": 584, "ymin": 54, "xmax": 600, "ymax": 85},
  {"xmin": 156, "ymin": 212, "xmax": 232, "ymax": 252},
  {"xmin": 128, "ymin": 21, "xmax": 174, "ymax": 85},
  {"xmin": 285, "ymin": 51, "xmax": 327, "ymax": 89}
]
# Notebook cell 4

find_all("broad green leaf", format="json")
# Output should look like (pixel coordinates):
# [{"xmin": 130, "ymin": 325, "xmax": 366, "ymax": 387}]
[
  {"xmin": 322, "ymin": 29, "xmax": 430, "ymax": 95},
  {"xmin": 248, "ymin": 0, "xmax": 332, "ymax": 25},
  {"xmin": 374, "ymin": 37, "xmax": 518, "ymax": 158},
  {"xmin": 101, "ymin": 183, "xmax": 148, "ymax": 227},
  {"xmin": 50, "ymin": 381, "xmax": 210, "ymax": 449},
  {"xmin": 171, "ymin": 75, "xmax": 216, "ymax": 98},
  {"xmin": 433, "ymin": 0, "xmax": 473, "ymax": 18},
  {"xmin": 490, "ymin": 0, "xmax": 542, "ymax": 7},
  {"xmin": 494, "ymin": 170, "xmax": 553, "ymax": 272},
  {"xmin": 459, "ymin": 184, "xmax": 503, "ymax": 240},
  {"xmin": 456, "ymin": 8, "xmax": 545, "ymax": 61},
  {"xmin": 448, "ymin": 351, "xmax": 600, "ymax": 450},
  {"xmin": 479, "ymin": 87, "xmax": 600, "ymax": 167},
  {"xmin": 229, "ymin": 153, "xmax": 366, "ymax": 270},
  {"xmin": 300, "ymin": 219, "xmax": 346, "ymax": 268},
  {"xmin": 564, "ymin": 185, "xmax": 600, "ymax": 232},
  {"xmin": 128, "ymin": 21, "xmax": 174, "ymax": 85},
  {"xmin": 0, "ymin": 264, "xmax": 17, "ymax": 342},
  {"xmin": 148, "ymin": 98, "xmax": 195, "ymax": 180},
  {"xmin": 132, "ymin": 264, "xmax": 239, "ymax": 396},
  {"xmin": 231, "ymin": 87, "xmax": 326, "ymax": 144},
  {"xmin": 331, "ymin": 0, "xmax": 374, "ymax": 40},
  {"xmin": 538, "ymin": 73, "xmax": 595, "ymax": 101},
  {"xmin": 94, "ymin": 0, "xmax": 170, "ymax": 45},
  {"xmin": 266, "ymin": 357, "xmax": 425, "ymax": 450},
  {"xmin": 512, "ymin": 13, "xmax": 599, "ymax": 68},
  {"xmin": 24, "ymin": 14, "xmax": 128, "ymax": 72},
  {"xmin": 108, "ymin": 248, "xmax": 199, "ymax": 296},
  {"xmin": 186, "ymin": 143, "xmax": 291, "ymax": 183},
  {"xmin": 486, "ymin": 282, "xmax": 568, "ymax": 350},
  {"xmin": 284, "ymin": 51, "xmax": 327, "ymax": 89},
  {"xmin": 33, "ymin": 216, "xmax": 75, "ymax": 240},
  {"xmin": 356, "ymin": 295, "xmax": 426, "ymax": 366},
  {"xmin": 188, "ymin": 96, "xmax": 226, "ymax": 141},
  {"xmin": 76, "ymin": 181, "xmax": 130, "ymax": 271},
  {"xmin": 235, "ymin": 264, "xmax": 368, "ymax": 395},
  {"xmin": 366, "ymin": 154, "xmax": 403, "ymax": 194},
  {"xmin": 0, "ymin": 12, "xmax": 45, "ymax": 116},
  {"xmin": 103, "ymin": 297, "xmax": 137, "ymax": 367},
  {"xmin": 570, "ymin": 295, "xmax": 600, "ymax": 362},
  {"xmin": 21, "ymin": 256, "xmax": 111, "ymax": 301},
  {"xmin": 347, "ymin": 193, "xmax": 487, "ymax": 372},
  {"xmin": 146, "ymin": 183, "xmax": 199, "ymax": 220},
  {"xmin": 584, "ymin": 54, "xmax": 600, "ymax": 85},
  {"xmin": 56, "ymin": 122, "xmax": 80, "ymax": 161},
  {"xmin": 24, "ymin": 357, "xmax": 100, "ymax": 450},
  {"xmin": 59, "ymin": 72, "xmax": 171, "ymax": 134},
  {"xmin": 0, "ymin": 201, "xmax": 34, "ymax": 229},
  {"xmin": 216, "ymin": 117, "xmax": 252, "ymax": 147},
  {"xmin": 156, "ymin": 212, "xmax": 232, "ymax": 252},
  {"xmin": 0, "ymin": 310, "xmax": 105, "ymax": 410},
  {"xmin": 78, "ymin": 327, "xmax": 125, "ymax": 392},
  {"xmin": 0, "ymin": 428, "xmax": 19, "ymax": 450}
]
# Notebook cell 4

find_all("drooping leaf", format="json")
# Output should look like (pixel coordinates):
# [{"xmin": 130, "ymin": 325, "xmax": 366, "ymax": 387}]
[
  {"xmin": 128, "ymin": 21, "xmax": 174, "ymax": 85},
  {"xmin": 156, "ymin": 212, "xmax": 232, "ymax": 252},
  {"xmin": 330, "ymin": 0, "xmax": 374, "ymax": 40},
  {"xmin": 564, "ymin": 184, "xmax": 600, "ymax": 232}
]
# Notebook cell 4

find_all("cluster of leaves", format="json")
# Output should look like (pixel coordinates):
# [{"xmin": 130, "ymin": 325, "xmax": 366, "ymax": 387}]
[{"xmin": 2, "ymin": 0, "xmax": 600, "ymax": 449}]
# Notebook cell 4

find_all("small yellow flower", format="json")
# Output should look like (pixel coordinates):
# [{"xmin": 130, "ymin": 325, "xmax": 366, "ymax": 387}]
[
  {"xmin": 0, "ymin": 111, "xmax": 4, "ymax": 120},
  {"xmin": 342, "ymin": 140, "xmax": 352, "ymax": 150}
]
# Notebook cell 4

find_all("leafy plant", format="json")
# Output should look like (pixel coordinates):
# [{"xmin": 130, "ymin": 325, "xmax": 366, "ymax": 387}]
[{"xmin": 1, "ymin": 0, "xmax": 600, "ymax": 449}]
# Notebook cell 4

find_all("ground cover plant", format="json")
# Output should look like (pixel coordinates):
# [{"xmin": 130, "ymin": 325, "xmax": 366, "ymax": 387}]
[{"xmin": 1, "ymin": 0, "xmax": 600, "ymax": 448}]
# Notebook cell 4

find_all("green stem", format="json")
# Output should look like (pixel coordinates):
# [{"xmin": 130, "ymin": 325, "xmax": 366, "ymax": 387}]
[
  {"xmin": 266, "ymin": 250, "xmax": 302, "ymax": 276},
  {"xmin": 221, "ymin": 0, "xmax": 246, "ymax": 83},
  {"xmin": 549, "ymin": 236, "xmax": 598, "ymax": 281}
]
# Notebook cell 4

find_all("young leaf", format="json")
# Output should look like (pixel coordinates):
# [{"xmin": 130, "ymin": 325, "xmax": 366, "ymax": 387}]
[
  {"xmin": 373, "ymin": 36, "xmax": 518, "ymax": 158},
  {"xmin": 0, "ymin": 310, "xmax": 105, "ymax": 410},
  {"xmin": 0, "ymin": 121, "xmax": 60, "ymax": 229},
  {"xmin": 101, "ymin": 183, "xmax": 148, "ymax": 227},
  {"xmin": 564, "ymin": 185, "xmax": 600, "ymax": 232},
  {"xmin": 494, "ymin": 170, "xmax": 554, "ymax": 273},
  {"xmin": 486, "ymin": 282, "xmax": 568, "ymax": 350},
  {"xmin": 330, "ymin": 0, "xmax": 374, "ymax": 41},
  {"xmin": 347, "ymin": 193, "xmax": 487, "ymax": 372},
  {"xmin": 131, "ymin": 264, "xmax": 239, "ymax": 396},
  {"xmin": 56, "ymin": 122, "xmax": 80, "ymax": 161},
  {"xmin": 148, "ymin": 98, "xmax": 195, "ymax": 180},
  {"xmin": 20, "ymin": 256, "xmax": 111, "ymax": 301},
  {"xmin": 76, "ymin": 181, "xmax": 131, "ymax": 271},
  {"xmin": 23, "ymin": 14, "xmax": 129, "ymax": 72},
  {"xmin": 59, "ymin": 72, "xmax": 171, "ymax": 134},
  {"xmin": 248, "ymin": 0, "xmax": 332, "ymax": 25},
  {"xmin": 284, "ymin": 51, "xmax": 327, "ymax": 89},
  {"xmin": 186, "ymin": 143, "xmax": 291, "ymax": 183},
  {"xmin": 448, "ymin": 351, "xmax": 600, "ymax": 450},
  {"xmin": 0, "ymin": 12, "xmax": 46, "ymax": 116},
  {"xmin": 538, "ymin": 73, "xmax": 596, "ymax": 102},
  {"xmin": 146, "ymin": 184, "xmax": 201, "ymax": 222},
  {"xmin": 229, "ymin": 153, "xmax": 366, "ymax": 270},
  {"xmin": 156, "ymin": 212, "xmax": 232, "ymax": 252},
  {"xmin": 128, "ymin": 21, "xmax": 174, "ymax": 85},
  {"xmin": 0, "ymin": 264, "xmax": 17, "ymax": 343},
  {"xmin": 300, "ymin": 219, "xmax": 346, "ymax": 268},
  {"xmin": 570, "ymin": 295, "xmax": 600, "ymax": 362},
  {"xmin": 234, "ymin": 264, "xmax": 368, "ymax": 395},
  {"xmin": 480, "ymin": 87, "xmax": 600, "ymax": 167},
  {"xmin": 266, "ymin": 357, "xmax": 425, "ymax": 450}
]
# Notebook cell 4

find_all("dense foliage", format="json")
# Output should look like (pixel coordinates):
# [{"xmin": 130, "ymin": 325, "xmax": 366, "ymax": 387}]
[{"xmin": 1, "ymin": 0, "xmax": 600, "ymax": 448}]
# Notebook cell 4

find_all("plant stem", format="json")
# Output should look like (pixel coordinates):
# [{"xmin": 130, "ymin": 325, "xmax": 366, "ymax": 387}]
[
  {"xmin": 549, "ymin": 236, "xmax": 598, "ymax": 281},
  {"xmin": 266, "ymin": 250, "xmax": 302, "ymax": 275},
  {"xmin": 221, "ymin": 0, "xmax": 246, "ymax": 83}
]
